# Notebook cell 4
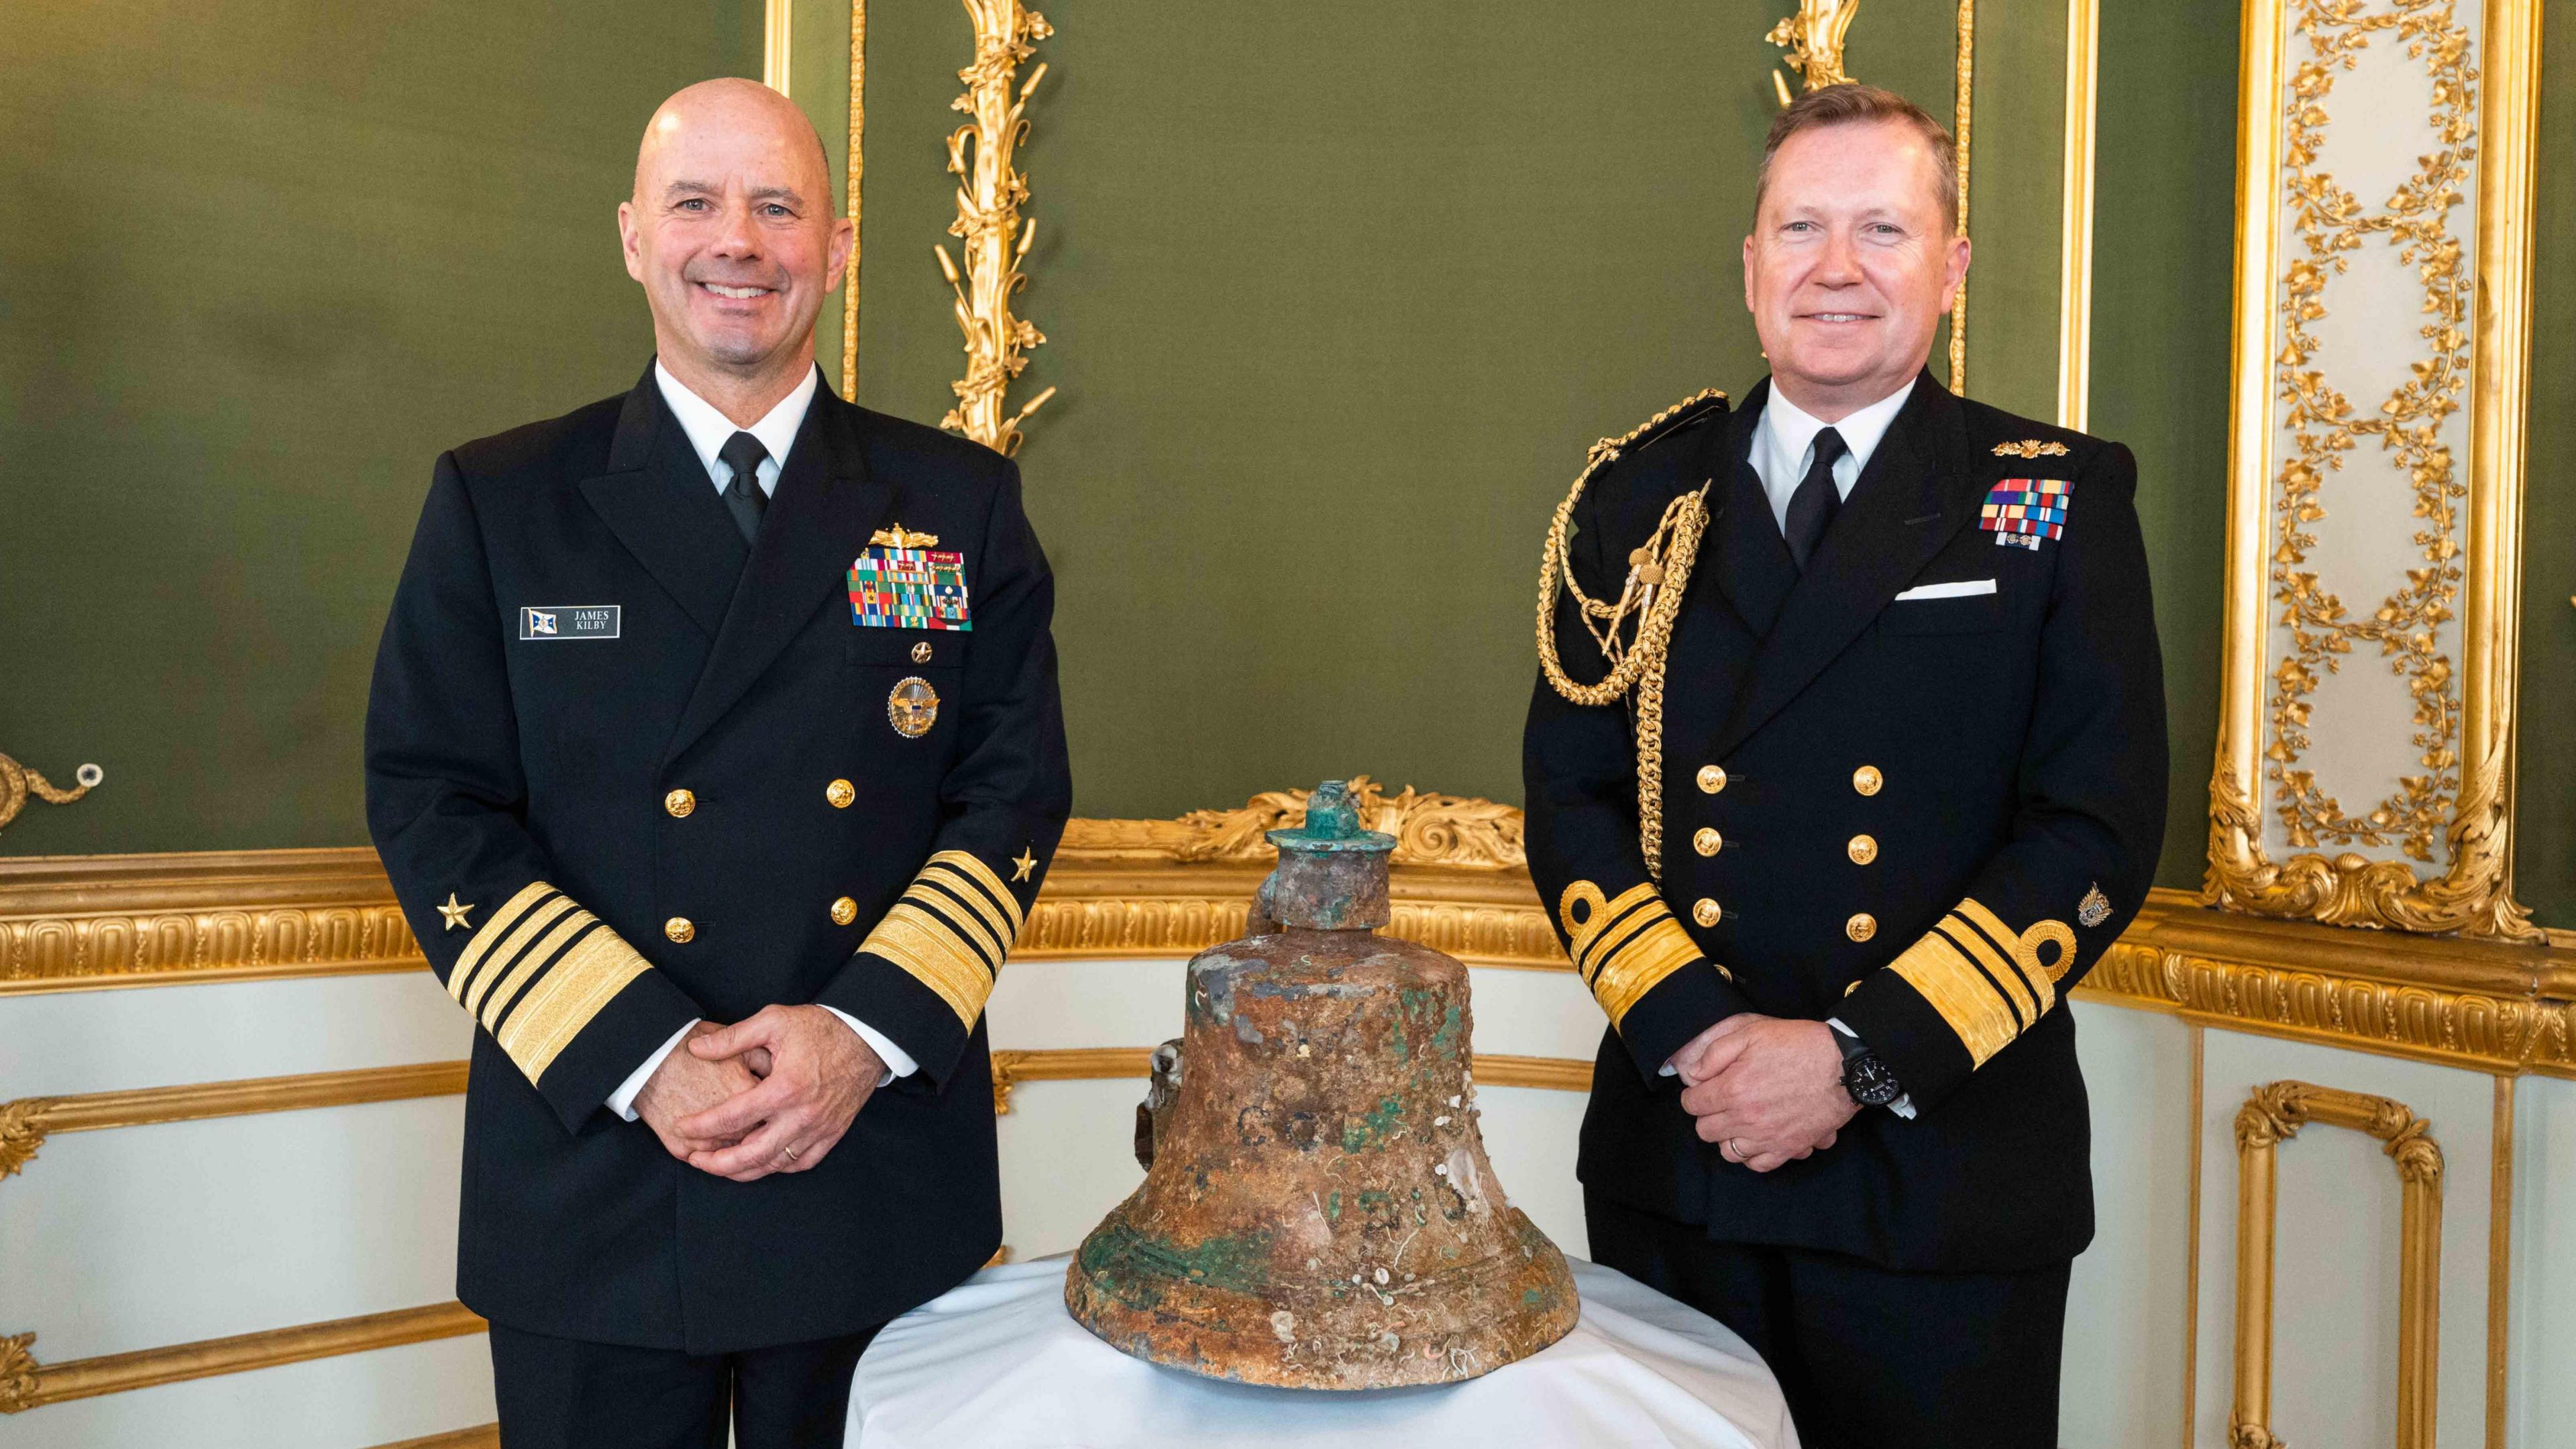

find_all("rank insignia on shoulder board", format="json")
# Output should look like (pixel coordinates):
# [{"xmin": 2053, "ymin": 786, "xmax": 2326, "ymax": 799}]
[
  {"xmin": 1979, "ymin": 478, "xmax": 2074, "ymax": 551},
  {"xmin": 850, "ymin": 547, "xmax": 972, "ymax": 631}
]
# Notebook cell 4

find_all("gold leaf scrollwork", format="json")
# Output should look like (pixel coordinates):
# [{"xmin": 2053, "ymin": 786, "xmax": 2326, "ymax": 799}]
[
  {"xmin": 0, "ymin": 1099, "xmax": 47, "ymax": 1181},
  {"xmin": 1056, "ymin": 777, "xmax": 1526, "ymax": 870},
  {"xmin": 1764, "ymin": 1, "xmax": 1861, "ymax": 107},
  {"xmin": 936, "ymin": 0, "xmax": 1055, "ymax": 457},
  {"xmin": 0, "ymin": 1333, "xmax": 34, "ymax": 1415}
]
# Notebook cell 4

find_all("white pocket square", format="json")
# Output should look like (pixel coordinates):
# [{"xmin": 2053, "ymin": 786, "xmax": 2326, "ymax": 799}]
[{"xmin": 1894, "ymin": 578, "xmax": 1998, "ymax": 601}]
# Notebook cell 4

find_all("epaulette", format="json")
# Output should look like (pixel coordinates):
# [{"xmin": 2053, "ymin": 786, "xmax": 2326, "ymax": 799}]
[{"xmin": 1583, "ymin": 388, "xmax": 1729, "ymax": 470}]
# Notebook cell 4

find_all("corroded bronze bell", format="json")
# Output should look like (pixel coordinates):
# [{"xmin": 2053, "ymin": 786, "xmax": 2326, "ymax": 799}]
[{"xmin": 1065, "ymin": 782, "xmax": 1578, "ymax": 1387}]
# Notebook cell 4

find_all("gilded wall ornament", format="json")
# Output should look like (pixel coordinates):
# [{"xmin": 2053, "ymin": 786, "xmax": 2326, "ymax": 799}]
[
  {"xmin": 0, "ymin": 753, "xmax": 101, "ymax": 835},
  {"xmin": 1764, "ymin": 0, "xmax": 1861, "ymax": 107},
  {"xmin": 936, "ymin": 0, "xmax": 1055, "ymax": 456},
  {"xmin": 1057, "ymin": 776, "xmax": 1526, "ymax": 870},
  {"xmin": 2205, "ymin": 0, "xmax": 2540, "ymax": 939}
]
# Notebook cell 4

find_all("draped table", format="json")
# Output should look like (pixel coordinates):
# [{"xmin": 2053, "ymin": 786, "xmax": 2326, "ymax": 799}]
[{"xmin": 847, "ymin": 1254, "xmax": 1798, "ymax": 1448}]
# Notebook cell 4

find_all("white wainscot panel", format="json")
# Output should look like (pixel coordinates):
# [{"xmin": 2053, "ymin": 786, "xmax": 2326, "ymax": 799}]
[
  {"xmin": 2191, "ymin": 1031, "xmax": 2496, "ymax": 1449},
  {"xmin": 0, "ymin": 1096, "xmax": 467, "ymax": 1360},
  {"xmin": 2510, "ymin": 1073, "xmax": 2576, "ymax": 1446},
  {"xmin": 2060, "ymin": 1000, "xmax": 2194, "ymax": 1449},
  {"xmin": 0, "ymin": 971, "xmax": 469, "ymax": 1099},
  {"xmin": 0, "ymin": 1332, "xmax": 492, "ymax": 1449}
]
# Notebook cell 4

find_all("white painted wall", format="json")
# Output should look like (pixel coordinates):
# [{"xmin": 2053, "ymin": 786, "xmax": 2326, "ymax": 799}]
[{"xmin": 2062, "ymin": 1000, "xmax": 2196, "ymax": 1449}]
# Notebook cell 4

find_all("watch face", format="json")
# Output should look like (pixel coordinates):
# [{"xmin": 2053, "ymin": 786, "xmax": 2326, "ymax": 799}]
[{"xmin": 1844, "ymin": 1054, "xmax": 1903, "ymax": 1107}]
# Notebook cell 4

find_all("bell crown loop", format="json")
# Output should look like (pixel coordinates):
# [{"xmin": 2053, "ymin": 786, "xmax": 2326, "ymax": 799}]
[{"xmin": 1257, "ymin": 780, "xmax": 1395, "ymax": 932}]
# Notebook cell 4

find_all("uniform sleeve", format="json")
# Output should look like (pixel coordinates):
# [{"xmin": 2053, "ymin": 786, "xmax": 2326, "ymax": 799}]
[
  {"xmin": 366, "ymin": 455, "xmax": 705, "ymax": 1133},
  {"xmin": 816, "ymin": 460, "xmax": 1071, "ymax": 1089},
  {"xmin": 1836, "ymin": 441, "xmax": 2169, "ymax": 1111},
  {"xmin": 1523, "ymin": 475, "xmax": 1757, "ymax": 1085}
]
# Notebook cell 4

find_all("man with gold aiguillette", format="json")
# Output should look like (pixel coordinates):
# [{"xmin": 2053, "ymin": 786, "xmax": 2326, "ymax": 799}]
[
  {"xmin": 365, "ymin": 80, "xmax": 1067, "ymax": 1446},
  {"xmin": 1524, "ymin": 84, "xmax": 2166, "ymax": 1447}
]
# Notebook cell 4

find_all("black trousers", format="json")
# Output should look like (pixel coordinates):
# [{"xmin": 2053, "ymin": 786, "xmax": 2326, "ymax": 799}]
[
  {"xmin": 1585, "ymin": 1191, "xmax": 2069, "ymax": 1449},
  {"xmin": 488, "ymin": 1321, "xmax": 881, "ymax": 1449}
]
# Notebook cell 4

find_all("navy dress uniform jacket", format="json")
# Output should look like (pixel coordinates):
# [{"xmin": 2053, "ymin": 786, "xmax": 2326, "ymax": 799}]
[
  {"xmin": 1525, "ymin": 374, "xmax": 2167, "ymax": 1273},
  {"xmin": 365, "ymin": 366, "xmax": 1071, "ymax": 1353}
]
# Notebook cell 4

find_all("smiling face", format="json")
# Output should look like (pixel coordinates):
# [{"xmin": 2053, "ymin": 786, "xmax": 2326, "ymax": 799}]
[
  {"xmin": 1742, "ymin": 118, "xmax": 1969, "ymax": 420},
  {"xmin": 618, "ymin": 80, "xmax": 852, "ymax": 411}
]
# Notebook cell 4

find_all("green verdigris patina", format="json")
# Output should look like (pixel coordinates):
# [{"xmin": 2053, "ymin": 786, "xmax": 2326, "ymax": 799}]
[{"xmin": 1063, "ymin": 782, "xmax": 1580, "ymax": 1388}]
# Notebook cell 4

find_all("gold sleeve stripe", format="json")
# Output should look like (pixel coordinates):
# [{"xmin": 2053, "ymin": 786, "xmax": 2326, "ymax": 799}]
[
  {"xmin": 918, "ymin": 866, "xmax": 1016, "ymax": 955},
  {"xmin": 449, "ymin": 881, "xmax": 556, "ymax": 1002},
  {"xmin": 494, "ymin": 927, "xmax": 654, "ymax": 1081},
  {"xmin": 1888, "ymin": 930, "xmax": 2021, "ymax": 1067},
  {"xmin": 1564, "ymin": 881, "xmax": 1660, "ymax": 965},
  {"xmin": 927, "ymin": 850, "xmax": 1025, "ymax": 936},
  {"xmin": 478, "ymin": 916, "xmax": 607, "ymax": 1032},
  {"xmin": 460, "ymin": 895, "xmax": 579, "ymax": 1018},
  {"xmin": 1934, "ymin": 916, "xmax": 2036, "ymax": 1026},
  {"xmin": 1576, "ymin": 905, "xmax": 1663, "ymax": 985},
  {"xmin": 902, "ymin": 881, "xmax": 1006, "ymax": 969},
  {"xmin": 1955, "ymin": 898, "xmax": 2065, "ymax": 1014},
  {"xmin": 863, "ymin": 906, "xmax": 993, "ymax": 1028},
  {"xmin": 1591, "ymin": 912, "xmax": 1704, "ymax": 1029}
]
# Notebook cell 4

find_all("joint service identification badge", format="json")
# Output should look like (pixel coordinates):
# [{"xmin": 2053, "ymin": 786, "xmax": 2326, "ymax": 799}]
[
  {"xmin": 850, "ymin": 539, "xmax": 971, "ymax": 631},
  {"xmin": 888, "ymin": 676, "xmax": 941, "ymax": 738}
]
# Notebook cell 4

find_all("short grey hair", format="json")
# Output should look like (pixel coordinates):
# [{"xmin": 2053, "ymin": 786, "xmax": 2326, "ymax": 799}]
[{"xmin": 1756, "ymin": 83, "xmax": 1960, "ymax": 235}]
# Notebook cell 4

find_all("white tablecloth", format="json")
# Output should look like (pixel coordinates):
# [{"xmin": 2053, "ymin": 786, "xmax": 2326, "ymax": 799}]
[{"xmin": 848, "ymin": 1254, "xmax": 1798, "ymax": 1448}]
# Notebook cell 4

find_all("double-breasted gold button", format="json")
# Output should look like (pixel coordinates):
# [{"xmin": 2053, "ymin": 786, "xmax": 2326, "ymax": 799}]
[
  {"xmin": 1852, "ymin": 765, "xmax": 1884, "ymax": 797},
  {"xmin": 830, "ymin": 896, "xmax": 859, "ymax": 926},
  {"xmin": 1693, "ymin": 827, "xmax": 1723, "ymax": 857},
  {"xmin": 663, "ymin": 788, "xmax": 695, "ymax": 818},
  {"xmin": 826, "ymin": 778, "xmax": 856, "ymax": 809},
  {"xmin": 1847, "ymin": 834, "xmax": 1878, "ymax": 865},
  {"xmin": 664, "ymin": 916, "xmax": 696, "ymax": 944},
  {"xmin": 1693, "ymin": 898, "xmax": 1723, "ymax": 927},
  {"xmin": 1845, "ymin": 912, "xmax": 1876, "ymax": 943},
  {"xmin": 1697, "ymin": 765, "xmax": 1728, "ymax": 794}
]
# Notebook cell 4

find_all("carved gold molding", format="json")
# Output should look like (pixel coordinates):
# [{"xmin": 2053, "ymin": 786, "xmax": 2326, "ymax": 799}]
[
  {"xmin": 0, "ymin": 752, "xmax": 101, "ymax": 835},
  {"xmin": 989, "ymin": 1046, "xmax": 1590, "ymax": 1114},
  {"xmin": 1765, "ymin": 1, "xmax": 1861, "ymax": 107},
  {"xmin": 0, "ymin": 1302, "xmax": 484, "ymax": 1414},
  {"xmin": 1947, "ymin": 0, "xmax": 1972, "ymax": 395},
  {"xmin": 0, "ymin": 1061, "xmax": 466, "ymax": 1183},
  {"xmin": 2204, "ymin": 0, "xmax": 2541, "ymax": 941},
  {"xmin": 2230, "ymin": 1081, "xmax": 2445, "ymax": 1449},
  {"xmin": 2055, "ymin": 0, "xmax": 2097, "ymax": 431},
  {"xmin": 936, "ymin": 0, "xmax": 1054, "ymax": 455}
]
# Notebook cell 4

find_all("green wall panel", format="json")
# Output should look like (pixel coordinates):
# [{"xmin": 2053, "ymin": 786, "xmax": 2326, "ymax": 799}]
[
  {"xmin": 0, "ymin": 0, "xmax": 763, "ymax": 855},
  {"xmin": 2513, "ymin": 2, "xmax": 2575, "ymax": 927}
]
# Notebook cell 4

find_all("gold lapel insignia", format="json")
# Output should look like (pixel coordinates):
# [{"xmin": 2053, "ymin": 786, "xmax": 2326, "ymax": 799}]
[
  {"xmin": 1993, "ymin": 439, "xmax": 2070, "ymax": 459},
  {"xmin": 2078, "ymin": 883, "xmax": 2112, "ymax": 928},
  {"xmin": 870, "ymin": 523, "xmax": 941, "ymax": 549},
  {"xmin": 437, "ymin": 892, "xmax": 475, "ymax": 932},
  {"xmin": 888, "ymin": 676, "xmax": 941, "ymax": 738}
]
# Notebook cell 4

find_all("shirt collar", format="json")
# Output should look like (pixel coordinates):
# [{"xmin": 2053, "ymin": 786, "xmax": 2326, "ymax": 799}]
[
  {"xmin": 653, "ymin": 360, "xmax": 821, "ymax": 490},
  {"xmin": 1756, "ymin": 376, "xmax": 1917, "ymax": 486}
]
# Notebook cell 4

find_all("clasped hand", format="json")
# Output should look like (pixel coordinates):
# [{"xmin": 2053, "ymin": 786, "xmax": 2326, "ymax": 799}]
[
  {"xmin": 1674, "ymin": 1014, "xmax": 1860, "ymax": 1174},
  {"xmin": 631, "ymin": 1006, "xmax": 883, "ymax": 1183}
]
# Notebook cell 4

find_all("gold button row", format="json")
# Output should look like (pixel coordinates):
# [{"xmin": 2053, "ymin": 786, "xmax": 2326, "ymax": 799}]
[{"xmin": 669, "ymin": 781, "xmax": 859, "ymax": 816}]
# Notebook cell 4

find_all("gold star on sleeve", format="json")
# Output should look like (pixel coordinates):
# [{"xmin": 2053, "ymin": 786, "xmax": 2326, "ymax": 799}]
[
  {"xmin": 437, "ymin": 893, "xmax": 475, "ymax": 932},
  {"xmin": 1012, "ymin": 847, "xmax": 1036, "ymax": 882}
]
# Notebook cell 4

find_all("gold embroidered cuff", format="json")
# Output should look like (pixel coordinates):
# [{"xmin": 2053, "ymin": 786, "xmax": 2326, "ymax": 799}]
[{"xmin": 446, "ymin": 880, "xmax": 653, "ymax": 1083}]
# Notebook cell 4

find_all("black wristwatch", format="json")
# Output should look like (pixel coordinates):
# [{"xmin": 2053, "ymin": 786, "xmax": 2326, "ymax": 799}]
[{"xmin": 1831, "ymin": 1025, "xmax": 1904, "ymax": 1108}]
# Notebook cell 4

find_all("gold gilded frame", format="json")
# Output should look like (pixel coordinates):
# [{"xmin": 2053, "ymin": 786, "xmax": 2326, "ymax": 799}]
[
  {"xmin": 2204, "ymin": 0, "xmax": 2543, "ymax": 939},
  {"xmin": 2229, "ymin": 1081, "xmax": 2445, "ymax": 1449}
]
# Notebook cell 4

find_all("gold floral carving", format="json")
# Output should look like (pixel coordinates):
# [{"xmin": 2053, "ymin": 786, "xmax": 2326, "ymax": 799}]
[
  {"xmin": 935, "ymin": 0, "xmax": 1054, "ymax": 455},
  {"xmin": 1058, "ymin": 776, "xmax": 1525, "ymax": 869},
  {"xmin": 0, "ymin": 752, "xmax": 101, "ymax": 834},
  {"xmin": 1764, "ymin": 1, "xmax": 1861, "ymax": 107},
  {"xmin": 2230, "ymin": 1081, "xmax": 2444, "ymax": 1449},
  {"xmin": 1947, "ymin": 0, "xmax": 1972, "ymax": 395},
  {"xmin": 2207, "ymin": 0, "xmax": 2540, "ymax": 939}
]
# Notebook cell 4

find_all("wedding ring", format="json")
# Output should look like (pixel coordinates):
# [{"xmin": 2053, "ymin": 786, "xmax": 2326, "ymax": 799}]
[{"xmin": 780, "ymin": 1145, "xmax": 800, "ymax": 1164}]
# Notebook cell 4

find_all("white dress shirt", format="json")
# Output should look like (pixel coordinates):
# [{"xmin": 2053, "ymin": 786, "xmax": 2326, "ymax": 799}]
[
  {"xmin": 1747, "ymin": 378, "xmax": 1916, "ymax": 533},
  {"xmin": 606, "ymin": 363, "xmax": 917, "ymax": 1122},
  {"xmin": 1662, "ymin": 376, "xmax": 1919, "ymax": 1120}
]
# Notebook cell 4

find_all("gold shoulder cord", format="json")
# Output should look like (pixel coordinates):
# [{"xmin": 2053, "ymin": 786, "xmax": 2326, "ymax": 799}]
[{"xmin": 1534, "ymin": 389, "xmax": 1723, "ymax": 879}]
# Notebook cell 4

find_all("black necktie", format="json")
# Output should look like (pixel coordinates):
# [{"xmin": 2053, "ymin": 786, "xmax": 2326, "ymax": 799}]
[
  {"xmin": 1782, "ymin": 426, "xmax": 1849, "ymax": 572},
  {"xmin": 718, "ymin": 431, "xmax": 769, "ymax": 544}
]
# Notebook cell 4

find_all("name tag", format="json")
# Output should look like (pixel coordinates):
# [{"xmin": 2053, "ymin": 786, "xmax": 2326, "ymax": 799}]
[
  {"xmin": 1893, "ymin": 579, "xmax": 1996, "ymax": 601},
  {"xmin": 520, "ymin": 605, "xmax": 621, "ymax": 640}
]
